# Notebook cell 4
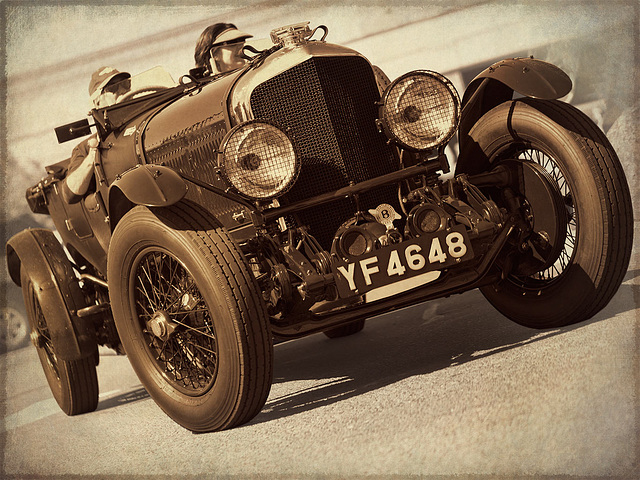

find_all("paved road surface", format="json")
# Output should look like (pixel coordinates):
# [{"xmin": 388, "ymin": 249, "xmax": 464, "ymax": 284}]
[{"xmin": 1, "ymin": 228, "xmax": 638, "ymax": 478}]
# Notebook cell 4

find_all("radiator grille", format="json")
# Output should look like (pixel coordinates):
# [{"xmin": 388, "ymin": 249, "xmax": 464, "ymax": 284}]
[
  {"xmin": 250, "ymin": 56, "xmax": 400, "ymax": 248},
  {"xmin": 145, "ymin": 117, "xmax": 241, "ymax": 217}
]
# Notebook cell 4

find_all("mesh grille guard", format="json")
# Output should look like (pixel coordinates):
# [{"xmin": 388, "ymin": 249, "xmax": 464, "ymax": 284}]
[{"xmin": 250, "ymin": 56, "xmax": 401, "ymax": 248}]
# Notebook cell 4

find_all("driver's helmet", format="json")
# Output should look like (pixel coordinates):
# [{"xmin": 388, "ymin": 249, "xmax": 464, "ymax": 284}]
[
  {"xmin": 194, "ymin": 24, "xmax": 253, "ymax": 75},
  {"xmin": 89, "ymin": 66, "xmax": 131, "ymax": 108}
]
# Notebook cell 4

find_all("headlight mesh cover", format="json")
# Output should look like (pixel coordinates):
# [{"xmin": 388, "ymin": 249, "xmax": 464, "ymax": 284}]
[
  {"xmin": 381, "ymin": 71, "xmax": 460, "ymax": 151},
  {"xmin": 221, "ymin": 121, "xmax": 298, "ymax": 199}
]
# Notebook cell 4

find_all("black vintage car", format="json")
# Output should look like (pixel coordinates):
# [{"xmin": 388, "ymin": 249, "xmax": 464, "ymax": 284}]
[{"xmin": 6, "ymin": 22, "xmax": 633, "ymax": 432}]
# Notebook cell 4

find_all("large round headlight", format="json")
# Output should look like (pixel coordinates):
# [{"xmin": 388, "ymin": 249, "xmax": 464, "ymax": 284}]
[
  {"xmin": 220, "ymin": 120, "xmax": 299, "ymax": 199},
  {"xmin": 379, "ymin": 71, "xmax": 460, "ymax": 151}
]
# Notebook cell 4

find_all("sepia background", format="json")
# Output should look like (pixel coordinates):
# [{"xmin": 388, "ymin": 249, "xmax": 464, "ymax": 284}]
[{"xmin": 1, "ymin": 0, "xmax": 638, "ymax": 477}]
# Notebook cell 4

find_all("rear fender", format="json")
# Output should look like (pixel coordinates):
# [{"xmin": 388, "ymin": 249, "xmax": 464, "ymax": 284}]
[
  {"xmin": 456, "ymin": 57, "xmax": 572, "ymax": 175},
  {"xmin": 108, "ymin": 164, "xmax": 187, "ymax": 229},
  {"xmin": 6, "ymin": 229, "xmax": 96, "ymax": 361}
]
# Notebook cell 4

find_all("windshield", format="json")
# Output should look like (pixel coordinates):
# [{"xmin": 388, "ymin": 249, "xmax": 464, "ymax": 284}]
[{"xmin": 128, "ymin": 66, "xmax": 177, "ymax": 91}]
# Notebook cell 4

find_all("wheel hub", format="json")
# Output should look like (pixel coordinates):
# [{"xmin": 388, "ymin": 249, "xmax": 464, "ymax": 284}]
[
  {"xmin": 146, "ymin": 311, "xmax": 177, "ymax": 341},
  {"xmin": 502, "ymin": 159, "xmax": 568, "ymax": 275},
  {"xmin": 132, "ymin": 248, "xmax": 220, "ymax": 396}
]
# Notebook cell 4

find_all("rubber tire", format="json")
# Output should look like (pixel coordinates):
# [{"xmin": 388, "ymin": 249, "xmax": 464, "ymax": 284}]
[
  {"xmin": 20, "ymin": 267, "xmax": 99, "ymax": 415},
  {"xmin": 108, "ymin": 203, "xmax": 273, "ymax": 432},
  {"xmin": 324, "ymin": 319, "xmax": 366, "ymax": 339},
  {"xmin": 469, "ymin": 99, "xmax": 633, "ymax": 328}
]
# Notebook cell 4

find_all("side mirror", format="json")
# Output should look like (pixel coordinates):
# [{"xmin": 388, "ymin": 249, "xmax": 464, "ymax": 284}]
[{"xmin": 54, "ymin": 118, "xmax": 92, "ymax": 144}]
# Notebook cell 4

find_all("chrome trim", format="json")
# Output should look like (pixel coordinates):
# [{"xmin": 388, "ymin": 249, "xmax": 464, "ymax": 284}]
[{"xmin": 228, "ymin": 42, "xmax": 372, "ymax": 124}]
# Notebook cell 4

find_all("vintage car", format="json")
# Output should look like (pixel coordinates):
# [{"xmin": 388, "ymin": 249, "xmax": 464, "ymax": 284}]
[{"xmin": 6, "ymin": 22, "xmax": 633, "ymax": 432}]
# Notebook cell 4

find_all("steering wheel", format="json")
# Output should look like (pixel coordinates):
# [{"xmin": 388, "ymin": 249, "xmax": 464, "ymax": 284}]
[{"xmin": 119, "ymin": 86, "xmax": 169, "ymax": 102}]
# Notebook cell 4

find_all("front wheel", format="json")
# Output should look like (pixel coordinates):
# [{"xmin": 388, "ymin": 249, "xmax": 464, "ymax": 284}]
[
  {"xmin": 108, "ymin": 203, "xmax": 273, "ymax": 432},
  {"xmin": 468, "ymin": 99, "xmax": 633, "ymax": 328}
]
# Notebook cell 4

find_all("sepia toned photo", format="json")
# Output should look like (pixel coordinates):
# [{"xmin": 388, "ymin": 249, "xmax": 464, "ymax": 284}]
[{"xmin": 1, "ymin": 0, "xmax": 638, "ymax": 477}]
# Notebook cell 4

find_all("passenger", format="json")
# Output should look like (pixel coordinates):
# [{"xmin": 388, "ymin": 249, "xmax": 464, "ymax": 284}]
[
  {"xmin": 62, "ymin": 67, "xmax": 131, "ymax": 203},
  {"xmin": 89, "ymin": 66, "xmax": 131, "ymax": 109},
  {"xmin": 193, "ymin": 23, "xmax": 253, "ymax": 76}
]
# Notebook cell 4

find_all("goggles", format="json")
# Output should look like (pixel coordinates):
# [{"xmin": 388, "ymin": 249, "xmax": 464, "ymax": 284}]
[
  {"xmin": 210, "ymin": 41, "xmax": 245, "ymax": 59},
  {"xmin": 102, "ymin": 78, "xmax": 131, "ymax": 95}
]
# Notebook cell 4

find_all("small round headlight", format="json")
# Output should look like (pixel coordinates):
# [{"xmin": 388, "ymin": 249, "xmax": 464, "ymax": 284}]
[
  {"xmin": 379, "ymin": 71, "xmax": 461, "ymax": 151},
  {"xmin": 220, "ymin": 120, "xmax": 299, "ymax": 199}
]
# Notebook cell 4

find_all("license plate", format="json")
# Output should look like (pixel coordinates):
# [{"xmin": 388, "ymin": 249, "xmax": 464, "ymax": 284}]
[{"xmin": 332, "ymin": 225, "xmax": 474, "ymax": 298}]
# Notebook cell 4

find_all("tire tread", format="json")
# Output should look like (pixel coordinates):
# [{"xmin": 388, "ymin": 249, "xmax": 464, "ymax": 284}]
[
  {"xmin": 526, "ymin": 99, "xmax": 633, "ymax": 320},
  {"xmin": 474, "ymin": 99, "xmax": 633, "ymax": 327},
  {"xmin": 149, "ymin": 202, "xmax": 272, "ymax": 430},
  {"xmin": 64, "ymin": 357, "xmax": 99, "ymax": 415}
]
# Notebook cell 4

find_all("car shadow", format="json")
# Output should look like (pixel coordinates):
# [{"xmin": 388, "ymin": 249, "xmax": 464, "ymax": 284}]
[
  {"xmin": 96, "ymin": 387, "xmax": 150, "ymax": 411},
  {"xmin": 247, "ymin": 266, "xmax": 638, "ymax": 428},
  {"xmin": 89, "ymin": 268, "xmax": 637, "ymax": 423},
  {"xmin": 623, "ymin": 267, "xmax": 640, "ymax": 284}
]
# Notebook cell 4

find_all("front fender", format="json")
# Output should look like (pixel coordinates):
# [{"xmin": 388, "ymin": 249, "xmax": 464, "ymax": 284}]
[
  {"xmin": 463, "ymin": 57, "xmax": 572, "ymax": 106},
  {"xmin": 456, "ymin": 57, "xmax": 572, "ymax": 175},
  {"xmin": 108, "ymin": 164, "xmax": 187, "ymax": 208},
  {"xmin": 6, "ymin": 229, "xmax": 96, "ymax": 361}
]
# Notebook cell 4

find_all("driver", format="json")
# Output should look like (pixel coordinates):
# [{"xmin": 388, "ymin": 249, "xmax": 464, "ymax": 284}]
[
  {"xmin": 62, "ymin": 67, "xmax": 131, "ymax": 203},
  {"xmin": 193, "ymin": 23, "xmax": 253, "ymax": 76}
]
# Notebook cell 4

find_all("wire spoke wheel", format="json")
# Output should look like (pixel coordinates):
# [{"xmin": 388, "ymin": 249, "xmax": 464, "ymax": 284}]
[
  {"xmin": 28, "ymin": 282, "xmax": 62, "ymax": 380},
  {"xmin": 109, "ymin": 203, "xmax": 273, "ymax": 432},
  {"xmin": 466, "ymin": 98, "xmax": 633, "ymax": 328},
  {"xmin": 20, "ymin": 265, "xmax": 98, "ymax": 415},
  {"xmin": 133, "ymin": 249, "xmax": 218, "ymax": 395},
  {"xmin": 509, "ymin": 147, "xmax": 578, "ymax": 286}
]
